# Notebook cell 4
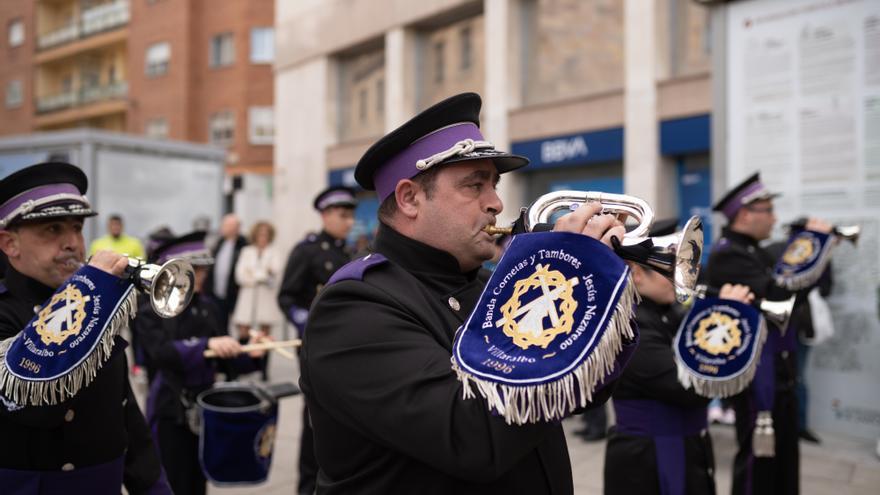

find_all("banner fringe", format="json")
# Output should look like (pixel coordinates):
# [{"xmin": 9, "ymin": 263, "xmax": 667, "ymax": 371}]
[
  {"xmin": 0, "ymin": 289, "xmax": 137, "ymax": 406},
  {"xmin": 675, "ymin": 316, "xmax": 768, "ymax": 398},
  {"xmin": 453, "ymin": 276, "xmax": 638, "ymax": 425}
]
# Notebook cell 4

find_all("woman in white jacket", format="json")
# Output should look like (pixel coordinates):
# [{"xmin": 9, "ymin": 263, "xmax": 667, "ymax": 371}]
[{"xmin": 232, "ymin": 221, "xmax": 283, "ymax": 343}]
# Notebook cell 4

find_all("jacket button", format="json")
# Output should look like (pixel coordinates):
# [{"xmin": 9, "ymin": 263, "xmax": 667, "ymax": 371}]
[
  {"xmin": 33, "ymin": 305, "xmax": 40, "ymax": 314},
  {"xmin": 448, "ymin": 297, "xmax": 460, "ymax": 311},
  {"xmin": 781, "ymin": 351, "xmax": 789, "ymax": 359},
  {"xmin": 64, "ymin": 409, "xmax": 75, "ymax": 422},
  {"xmin": 61, "ymin": 463, "xmax": 75, "ymax": 471}
]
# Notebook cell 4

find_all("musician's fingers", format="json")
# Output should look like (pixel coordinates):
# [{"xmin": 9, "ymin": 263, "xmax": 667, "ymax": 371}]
[
  {"xmin": 805, "ymin": 217, "xmax": 833, "ymax": 234},
  {"xmin": 599, "ymin": 225, "xmax": 626, "ymax": 250},
  {"xmin": 553, "ymin": 201, "xmax": 603, "ymax": 234},
  {"xmin": 88, "ymin": 250, "xmax": 128, "ymax": 277},
  {"xmin": 583, "ymin": 214, "xmax": 616, "ymax": 241}
]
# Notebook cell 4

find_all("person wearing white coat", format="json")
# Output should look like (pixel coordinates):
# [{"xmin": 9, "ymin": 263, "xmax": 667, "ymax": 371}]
[{"xmin": 232, "ymin": 221, "xmax": 283, "ymax": 341}]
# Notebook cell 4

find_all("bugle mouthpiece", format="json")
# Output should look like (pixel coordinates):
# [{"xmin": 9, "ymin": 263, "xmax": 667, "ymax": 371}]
[{"xmin": 483, "ymin": 225, "xmax": 513, "ymax": 236}]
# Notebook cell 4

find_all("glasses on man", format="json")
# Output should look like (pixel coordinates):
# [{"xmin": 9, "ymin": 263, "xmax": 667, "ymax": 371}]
[{"xmin": 745, "ymin": 205, "xmax": 774, "ymax": 214}]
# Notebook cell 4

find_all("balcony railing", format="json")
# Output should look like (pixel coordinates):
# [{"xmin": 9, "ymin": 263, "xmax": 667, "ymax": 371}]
[
  {"xmin": 36, "ymin": 81, "xmax": 128, "ymax": 114},
  {"xmin": 37, "ymin": 0, "xmax": 129, "ymax": 50},
  {"xmin": 38, "ymin": 24, "xmax": 79, "ymax": 50}
]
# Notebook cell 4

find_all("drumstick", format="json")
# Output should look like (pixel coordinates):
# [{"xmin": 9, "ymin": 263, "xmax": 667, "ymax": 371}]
[
  {"xmin": 272, "ymin": 346, "xmax": 296, "ymax": 360},
  {"xmin": 203, "ymin": 339, "xmax": 302, "ymax": 358}
]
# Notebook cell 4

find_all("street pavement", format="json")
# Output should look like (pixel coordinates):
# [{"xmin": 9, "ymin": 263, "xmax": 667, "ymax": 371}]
[{"xmin": 129, "ymin": 340, "xmax": 879, "ymax": 495}]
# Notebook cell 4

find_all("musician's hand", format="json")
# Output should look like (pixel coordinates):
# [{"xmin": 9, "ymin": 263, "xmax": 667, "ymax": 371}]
[
  {"xmin": 553, "ymin": 201, "xmax": 626, "ymax": 250},
  {"xmin": 805, "ymin": 217, "xmax": 833, "ymax": 234},
  {"xmin": 88, "ymin": 250, "xmax": 129, "ymax": 277},
  {"xmin": 719, "ymin": 283, "xmax": 755, "ymax": 305},
  {"xmin": 208, "ymin": 336, "xmax": 242, "ymax": 359},
  {"xmin": 247, "ymin": 333, "xmax": 273, "ymax": 359}
]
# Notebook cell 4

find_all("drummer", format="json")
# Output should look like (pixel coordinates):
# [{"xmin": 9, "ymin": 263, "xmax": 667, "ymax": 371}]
[{"xmin": 136, "ymin": 231, "xmax": 268, "ymax": 495}]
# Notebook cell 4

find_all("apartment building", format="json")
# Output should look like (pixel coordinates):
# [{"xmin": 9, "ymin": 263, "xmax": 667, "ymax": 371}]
[{"xmin": 0, "ymin": 0, "xmax": 275, "ymax": 175}]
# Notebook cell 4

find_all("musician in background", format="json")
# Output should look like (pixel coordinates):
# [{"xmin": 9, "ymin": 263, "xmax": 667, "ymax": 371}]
[
  {"xmin": 766, "ymin": 220, "xmax": 833, "ymax": 445},
  {"xmin": 605, "ymin": 218, "xmax": 754, "ymax": 495},
  {"xmin": 706, "ymin": 173, "xmax": 831, "ymax": 495},
  {"xmin": 137, "ymin": 231, "xmax": 266, "ymax": 495},
  {"xmin": 277, "ymin": 185, "xmax": 356, "ymax": 495},
  {"xmin": 0, "ymin": 162, "xmax": 169, "ymax": 494}
]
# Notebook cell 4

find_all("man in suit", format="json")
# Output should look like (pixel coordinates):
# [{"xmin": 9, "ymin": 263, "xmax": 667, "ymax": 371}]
[{"xmin": 205, "ymin": 213, "xmax": 247, "ymax": 331}]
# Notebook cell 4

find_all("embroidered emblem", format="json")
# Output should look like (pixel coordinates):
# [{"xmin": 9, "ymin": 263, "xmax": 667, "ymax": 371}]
[
  {"xmin": 33, "ymin": 284, "xmax": 90, "ymax": 346},
  {"xmin": 694, "ymin": 311, "xmax": 742, "ymax": 355},
  {"xmin": 497, "ymin": 264, "xmax": 579, "ymax": 350},
  {"xmin": 256, "ymin": 423, "xmax": 277, "ymax": 458},
  {"xmin": 781, "ymin": 236, "xmax": 815, "ymax": 265}
]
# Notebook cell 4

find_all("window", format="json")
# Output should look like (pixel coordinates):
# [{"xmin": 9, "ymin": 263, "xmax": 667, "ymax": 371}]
[
  {"xmin": 145, "ymin": 118, "xmax": 168, "ymax": 139},
  {"xmin": 210, "ymin": 33, "xmax": 235, "ymax": 67},
  {"xmin": 358, "ymin": 88, "xmax": 367, "ymax": 123},
  {"xmin": 145, "ymin": 42, "xmax": 170, "ymax": 77},
  {"xmin": 460, "ymin": 26, "xmax": 472, "ymax": 71},
  {"xmin": 376, "ymin": 78, "xmax": 384, "ymax": 114},
  {"xmin": 250, "ymin": 27, "xmax": 274, "ymax": 63},
  {"xmin": 209, "ymin": 111, "xmax": 235, "ymax": 146},
  {"xmin": 248, "ymin": 107, "xmax": 274, "ymax": 145},
  {"xmin": 5, "ymin": 80, "xmax": 22, "ymax": 108},
  {"xmin": 433, "ymin": 41, "xmax": 445, "ymax": 83},
  {"xmin": 8, "ymin": 19, "xmax": 24, "ymax": 47}
]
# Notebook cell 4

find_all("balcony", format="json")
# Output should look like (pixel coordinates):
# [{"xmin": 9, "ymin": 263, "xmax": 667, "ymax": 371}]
[
  {"xmin": 37, "ymin": 0, "xmax": 129, "ymax": 50},
  {"xmin": 37, "ymin": 81, "xmax": 128, "ymax": 114}
]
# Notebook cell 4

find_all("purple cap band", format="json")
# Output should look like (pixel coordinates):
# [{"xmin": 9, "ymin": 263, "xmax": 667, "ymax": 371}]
[
  {"xmin": 375, "ymin": 122, "xmax": 484, "ymax": 201},
  {"xmin": 0, "ymin": 183, "xmax": 83, "ymax": 221},
  {"xmin": 158, "ymin": 241, "xmax": 207, "ymax": 264},
  {"xmin": 317, "ymin": 191, "xmax": 355, "ymax": 210},
  {"xmin": 721, "ymin": 181, "xmax": 766, "ymax": 220}
]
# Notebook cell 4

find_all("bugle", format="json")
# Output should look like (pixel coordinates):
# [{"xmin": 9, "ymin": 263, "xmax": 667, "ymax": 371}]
[{"xmin": 483, "ymin": 190, "xmax": 703, "ymax": 303}]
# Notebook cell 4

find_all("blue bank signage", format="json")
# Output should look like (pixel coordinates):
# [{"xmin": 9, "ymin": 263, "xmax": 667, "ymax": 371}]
[{"xmin": 512, "ymin": 127, "xmax": 624, "ymax": 170}]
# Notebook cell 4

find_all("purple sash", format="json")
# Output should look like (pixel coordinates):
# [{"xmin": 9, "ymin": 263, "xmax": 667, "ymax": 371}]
[
  {"xmin": 0, "ymin": 456, "xmax": 124, "ymax": 495},
  {"xmin": 614, "ymin": 399, "xmax": 708, "ymax": 495}
]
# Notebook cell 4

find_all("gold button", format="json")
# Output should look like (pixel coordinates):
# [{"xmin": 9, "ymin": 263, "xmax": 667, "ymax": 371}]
[
  {"xmin": 448, "ymin": 297, "xmax": 460, "ymax": 311},
  {"xmin": 61, "ymin": 463, "xmax": 75, "ymax": 471},
  {"xmin": 64, "ymin": 409, "xmax": 75, "ymax": 422}
]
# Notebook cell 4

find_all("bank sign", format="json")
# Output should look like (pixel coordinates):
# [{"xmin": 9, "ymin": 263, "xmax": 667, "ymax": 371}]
[{"xmin": 511, "ymin": 128, "xmax": 623, "ymax": 170}]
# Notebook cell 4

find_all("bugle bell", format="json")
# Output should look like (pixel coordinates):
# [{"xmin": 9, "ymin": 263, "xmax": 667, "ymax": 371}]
[
  {"xmin": 125, "ymin": 258, "xmax": 195, "ymax": 318},
  {"xmin": 483, "ymin": 190, "xmax": 704, "ymax": 303},
  {"xmin": 693, "ymin": 284, "xmax": 795, "ymax": 330}
]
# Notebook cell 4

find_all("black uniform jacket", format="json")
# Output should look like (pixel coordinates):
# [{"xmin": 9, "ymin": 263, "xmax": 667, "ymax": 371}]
[
  {"xmin": 301, "ymin": 223, "xmax": 616, "ymax": 495},
  {"xmin": 604, "ymin": 299, "xmax": 715, "ymax": 495},
  {"xmin": 0, "ymin": 266, "xmax": 164, "ymax": 493},
  {"xmin": 278, "ymin": 230, "xmax": 351, "ymax": 324},
  {"xmin": 137, "ymin": 293, "xmax": 253, "ymax": 423}
]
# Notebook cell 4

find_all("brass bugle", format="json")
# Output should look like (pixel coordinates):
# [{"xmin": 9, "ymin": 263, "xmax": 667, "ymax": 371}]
[
  {"xmin": 789, "ymin": 220, "xmax": 860, "ymax": 245},
  {"xmin": 126, "ymin": 258, "xmax": 195, "ymax": 318},
  {"xmin": 693, "ymin": 284, "xmax": 795, "ymax": 330},
  {"xmin": 483, "ymin": 190, "xmax": 704, "ymax": 303}
]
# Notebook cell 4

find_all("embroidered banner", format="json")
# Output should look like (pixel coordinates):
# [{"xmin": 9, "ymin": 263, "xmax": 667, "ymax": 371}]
[
  {"xmin": 773, "ymin": 229, "xmax": 834, "ymax": 290},
  {"xmin": 452, "ymin": 231, "xmax": 637, "ymax": 424},
  {"xmin": 0, "ymin": 265, "xmax": 136, "ymax": 406},
  {"xmin": 674, "ymin": 296, "xmax": 766, "ymax": 397}
]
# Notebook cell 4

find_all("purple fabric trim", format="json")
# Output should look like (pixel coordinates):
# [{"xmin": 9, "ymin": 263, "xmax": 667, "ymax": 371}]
[
  {"xmin": 0, "ymin": 183, "xmax": 81, "ymax": 220},
  {"xmin": 172, "ymin": 337, "xmax": 214, "ymax": 387},
  {"xmin": 0, "ymin": 456, "xmax": 124, "ymax": 494},
  {"xmin": 721, "ymin": 181, "xmax": 765, "ymax": 219},
  {"xmin": 317, "ymin": 191, "xmax": 355, "ymax": 210},
  {"xmin": 614, "ymin": 399, "xmax": 707, "ymax": 495},
  {"xmin": 145, "ymin": 466, "xmax": 174, "ymax": 495},
  {"xmin": 327, "ymin": 253, "xmax": 388, "ymax": 285},
  {"xmin": 375, "ymin": 122, "xmax": 484, "ymax": 201},
  {"xmin": 752, "ymin": 329, "xmax": 776, "ymax": 413},
  {"xmin": 158, "ymin": 241, "xmax": 207, "ymax": 264}
]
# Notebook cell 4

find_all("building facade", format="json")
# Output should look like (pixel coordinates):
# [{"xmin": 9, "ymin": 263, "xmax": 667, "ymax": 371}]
[
  {"xmin": 0, "ymin": 0, "xmax": 275, "ymax": 176},
  {"xmin": 273, "ymin": 0, "xmax": 714, "ymax": 252}
]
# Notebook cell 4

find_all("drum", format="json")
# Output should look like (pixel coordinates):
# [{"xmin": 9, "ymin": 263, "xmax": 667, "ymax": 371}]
[{"xmin": 197, "ymin": 381, "xmax": 298, "ymax": 485}]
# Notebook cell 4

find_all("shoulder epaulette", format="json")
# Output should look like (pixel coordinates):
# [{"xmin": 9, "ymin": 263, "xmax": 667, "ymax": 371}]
[{"xmin": 327, "ymin": 254, "xmax": 388, "ymax": 285}]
